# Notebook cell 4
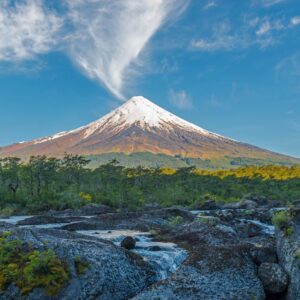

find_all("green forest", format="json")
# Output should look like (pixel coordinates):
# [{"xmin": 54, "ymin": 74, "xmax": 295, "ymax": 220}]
[{"xmin": 1, "ymin": 154, "xmax": 300, "ymax": 215}]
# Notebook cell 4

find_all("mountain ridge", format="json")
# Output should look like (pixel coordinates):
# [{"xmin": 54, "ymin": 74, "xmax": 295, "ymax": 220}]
[{"xmin": 0, "ymin": 96, "xmax": 299, "ymax": 167}]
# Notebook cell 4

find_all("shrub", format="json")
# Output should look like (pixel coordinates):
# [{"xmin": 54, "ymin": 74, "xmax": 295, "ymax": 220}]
[
  {"xmin": 272, "ymin": 210, "xmax": 291, "ymax": 230},
  {"xmin": 286, "ymin": 226, "xmax": 294, "ymax": 236},
  {"xmin": 294, "ymin": 249, "xmax": 300, "ymax": 259},
  {"xmin": 79, "ymin": 192, "xmax": 93, "ymax": 203},
  {"xmin": 0, "ymin": 207, "xmax": 15, "ymax": 217},
  {"xmin": 74, "ymin": 256, "xmax": 89, "ymax": 275},
  {"xmin": 168, "ymin": 216, "xmax": 184, "ymax": 225},
  {"xmin": 0, "ymin": 232, "xmax": 69, "ymax": 296}
]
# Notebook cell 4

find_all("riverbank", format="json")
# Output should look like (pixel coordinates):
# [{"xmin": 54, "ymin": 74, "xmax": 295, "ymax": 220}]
[{"xmin": 0, "ymin": 202, "xmax": 299, "ymax": 299}]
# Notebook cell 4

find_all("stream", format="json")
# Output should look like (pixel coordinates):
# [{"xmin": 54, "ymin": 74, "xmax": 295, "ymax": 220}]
[{"xmin": 0, "ymin": 216, "xmax": 187, "ymax": 280}]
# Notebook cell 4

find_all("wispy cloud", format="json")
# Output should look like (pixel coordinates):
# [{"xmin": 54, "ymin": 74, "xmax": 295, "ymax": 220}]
[
  {"xmin": 0, "ymin": 0, "xmax": 188, "ymax": 100},
  {"xmin": 255, "ymin": 0, "xmax": 287, "ymax": 7},
  {"xmin": 191, "ymin": 15, "xmax": 298, "ymax": 52},
  {"xmin": 0, "ymin": 0, "xmax": 62, "ymax": 62},
  {"xmin": 168, "ymin": 89, "xmax": 193, "ymax": 109},
  {"xmin": 203, "ymin": 1, "xmax": 217, "ymax": 10},
  {"xmin": 65, "ymin": 0, "xmax": 188, "ymax": 100},
  {"xmin": 191, "ymin": 21, "xmax": 250, "ymax": 51},
  {"xmin": 291, "ymin": 16, "xmax": 300, "ymax": 27},
  {"xmin": 275, "ymin": 52, "xmax": 300, "ymax": 79}
]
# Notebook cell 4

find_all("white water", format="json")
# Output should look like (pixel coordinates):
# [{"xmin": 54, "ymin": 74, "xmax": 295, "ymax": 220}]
[
  {"xmin": 238, "ymin": 219, "xmax": 275, "ymax": 235},
  {"xmin": 78, "ymin": 229, "xmax": 187, "ymax": 280},
  {"xmin": 191, "ymin": 210, "xmax": 276, "ymax": 235},
  {"xmin": 0, "ymin": 216, "xmax": 33, "ymax": 224}
]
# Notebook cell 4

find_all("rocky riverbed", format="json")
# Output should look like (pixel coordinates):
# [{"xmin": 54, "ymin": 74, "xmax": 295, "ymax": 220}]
[{"xmin": 0, "ymin": 200, "xmax": 299, "ymax": 300}]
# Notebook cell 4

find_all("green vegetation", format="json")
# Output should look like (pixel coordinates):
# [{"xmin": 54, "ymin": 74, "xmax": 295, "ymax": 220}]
[
  {"xmin": 74, "ymin": 256, "xmax": 89, "ymax": 275},
  {"xmin": 168, "ymin": 216, "xmax": 184, "ymax": 225},
  {"xmin": 87, "ymin": 152, "xmax": 299, "ymax": 169},
  {"xmin": 294, "ymin": 249, "xmax": 300, "ymax": 259},
  {"xmin": 1, "ymin": 155, "xmax": 300, "ymax": 214},
  {"xmin": 272, "ymin": 211, "xmax": 291, "ymax": 229},
  {"xmin": 0, "ymin": 232, "xmax": 69, "ymax": 295},
  {"xmin": 272, "ymin": 210, "xmax": 295, "ymax": 236}
]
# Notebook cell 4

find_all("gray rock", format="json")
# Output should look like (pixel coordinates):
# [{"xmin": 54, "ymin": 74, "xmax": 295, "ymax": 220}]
[
  {"xmin": 196, "ymin": 216, "xmax": 220, "ymax": 226},
  {"xmin": 250, "ymin": 242, "xmax": 277, "ymax": 265},
  {"xmin": 223, "ymin": 200, "xmax": 258, "ymax": 210},
  {"xmin": 0, "ymin": 225, "xmax": 155, "ymax": 300},
  {"xmin": 135, "ymin": 222, "xmax": 265, "ymax": 300},
  {"xmin": 48, "ymin": 204, "xmax": 116, "ymax": 217},
  {"xmin": 61, "ymin": 208, "xmax": 194, "ymax": 232},
  {"xmin": 17, "ymin": 215, "xmax": 84, "ymax": 226},
  {"xmin": 195, "ymin": 200, "xmax": 220, "ymax": 210},
  {"xmin": 120, "ymin": 236, "xmax": 136, "ymax": 250},
  {"xmin": 258, "ymin": 263, "xmax": 288, "ymax": 294},
  {"xmin": 276, "ymin": 210, "xmax": 300, "ymax": 300}
]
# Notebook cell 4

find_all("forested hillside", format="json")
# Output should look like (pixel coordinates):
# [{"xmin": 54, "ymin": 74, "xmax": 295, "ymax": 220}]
[{"xmin": 1, "ymin": 155, "xmax": 300, "ymax": 215}]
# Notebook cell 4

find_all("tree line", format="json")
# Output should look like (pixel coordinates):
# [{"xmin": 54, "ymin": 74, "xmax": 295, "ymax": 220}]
[{"xmin": 1, "ymin": 155, "xmax": 300, "ymax": 215}]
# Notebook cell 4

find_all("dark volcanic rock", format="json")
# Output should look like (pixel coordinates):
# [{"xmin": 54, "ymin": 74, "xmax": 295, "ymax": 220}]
[
  {"xmin": 135, "ymin": 222, "xmax": 265, "ymax": 300},
  {"xmin": 258, "ymin": 263, "xmax": 288, "ymax": 294},
  {"xmin": 276, "ymin": 209, "xmax": 300, "ymax": 300},
  {"xmin": 222, "ymin": 199, "xmax": 258, "ymax": 210},
  {"xmin": 121, "ymin": 236, "xmax": 136, "ymax": 250},
  {"xmin": 61, "ymin": 208, "xmax": 194, "ymax": 232},
  {"xmin": 250, "ymin": 240, "xmax": 277, "ymax": 265},
  {"xmin": 0, "ymin": 225, "xmax": 155, "ymax": 300},
  {"xmin": 195, "ymin": 200, "xmax": 220, "ymax": 210},
  {"xmin": 77, "ymin": 204, "xmax": 116, "ymax": 215},
  {"xmin": 17, "ymin": 215, "xmax": 84, "ymax": 226},
  {"xmin": 48, "ymin": 204, "xmax": 116, "ymax": 217}
]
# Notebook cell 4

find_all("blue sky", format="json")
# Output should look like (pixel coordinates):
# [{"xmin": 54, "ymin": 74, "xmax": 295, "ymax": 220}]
[{"xmin": 0, "ymin": 0, "xmax": 300, "ymax": 157}]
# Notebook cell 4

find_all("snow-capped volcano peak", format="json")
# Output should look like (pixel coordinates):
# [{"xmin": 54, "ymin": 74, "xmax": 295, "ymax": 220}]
[
  {"xmin": 0, "ymin": 95, "xmax": 296, "ymax": 165},
  {"xmin": 82, "ymin": 96, "xmax": 217, "ymax": 138}
]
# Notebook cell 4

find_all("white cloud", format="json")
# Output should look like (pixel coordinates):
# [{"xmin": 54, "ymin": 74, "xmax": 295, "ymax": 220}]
[
  {"xmin": 191, "ymin": 21, "xmax": 250, "ymax": 51},
  {"xmin": 291, "ymin": 16, "xmax": 300, "ymax": 27},
  {"xmin": 256, "ymin": 19, "xmax": 284, "ymax": 36},
  {"xmin": 168, "ymin": 89, "xmax": 193, "ymax": 109},
  {"xmin": 260, "ymin": 0, "xmax": 286, "ymax": 7},
  {"xmin": 0, "ymin": 0, "xmax": 62, "ymax": 62},
  {"xmin": 191, "ymin": 16, "xmax": 296, "ymax": 52},
  {"xmin": 65, "ymin": 0, "xmax": 188, "ymax": 100},
  {"xmin": 0, "ymin": 0, "xmax": 188, "ymax": 101},
  {"xmin": 203, "ymin": 1, "xmax": 217, "ymax": 10}
]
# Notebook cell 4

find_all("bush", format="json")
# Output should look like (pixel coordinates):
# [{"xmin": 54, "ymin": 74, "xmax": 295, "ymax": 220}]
[
  {"xmin": 294, "ymin": 249, "xmax": 300, "ymax": 259},
  {"xmin": 74, "ymin": 256, "xmax": 89, "ymax": 275},
  {"xmin": 168, "ymin": 216, "xmax": 184, "ymax": 225},
  {"xmin": 0, "ymin": 232, "xmax": 69, "ymax": 296},
  {"xmin": 272, "ymin": 210, "xmax": 291, "ymax": 230}
]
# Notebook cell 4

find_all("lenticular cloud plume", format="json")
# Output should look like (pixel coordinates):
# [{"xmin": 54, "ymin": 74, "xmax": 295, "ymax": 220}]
[
  {"xmin": 66, "ymin": 0, "xmax": 187, "ymax": 100},
  {"xmin": 0, "ymin": 0, "xmax": 187, "ymax": 100}
]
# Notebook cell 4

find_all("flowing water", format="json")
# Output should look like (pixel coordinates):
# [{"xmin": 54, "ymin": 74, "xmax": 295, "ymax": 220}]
[
  {"xmin": 78, "ymin": 229, "xmax": 187, "ymax": 280},
  {"xmin": 0, "ymin": 216, "xmax": 187, "ymax": 280}
]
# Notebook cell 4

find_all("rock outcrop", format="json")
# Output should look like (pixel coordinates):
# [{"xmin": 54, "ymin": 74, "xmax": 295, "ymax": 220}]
[{"xmin": 0, "ymin": 225, "xmax": 155, "ymax": 300}]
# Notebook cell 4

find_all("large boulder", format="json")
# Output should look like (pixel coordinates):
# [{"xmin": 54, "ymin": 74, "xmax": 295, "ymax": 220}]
[
  {"xmin": 121, "ymin": 236, "xmax": 136, "ymax": 250},
  {"xmin": 0, "ymin": 225, "xmax": 155, "ymax": 300},
  {"xmin": 258, "ymin": 263, "xmax": 288, "ymax": 294},
  {"xmin": 250, "ymin": 240, "xmax": 277, "ymax": 265}
]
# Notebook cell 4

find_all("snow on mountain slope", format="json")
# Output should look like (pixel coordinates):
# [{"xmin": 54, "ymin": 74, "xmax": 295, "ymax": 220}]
[
  {"xmin": 0, "ymin": 96, "xmax": 297, "ymax": 164},
  {"xmin": 80, "ymin": 96, "xmax": 226, "ymax": 139}
]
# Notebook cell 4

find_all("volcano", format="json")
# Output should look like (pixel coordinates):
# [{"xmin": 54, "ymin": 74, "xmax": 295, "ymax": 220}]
[{"xmin": 0, "ymin": 96, "xmax": 298, "ymax": 167}]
